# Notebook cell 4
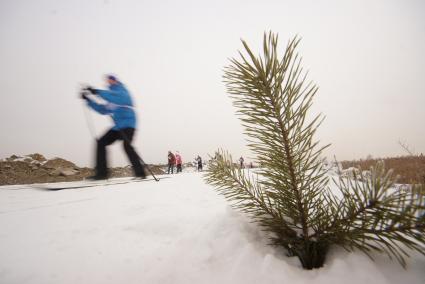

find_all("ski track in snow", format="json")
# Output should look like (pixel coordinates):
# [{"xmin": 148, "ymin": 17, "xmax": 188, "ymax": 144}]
[
  {"xmin": 0, "ymin": 198, "xmax": 97, "ymax": 215},
  {"xmin": 0, "ymin": 172, "xmax": 424, "ymax": 284}
]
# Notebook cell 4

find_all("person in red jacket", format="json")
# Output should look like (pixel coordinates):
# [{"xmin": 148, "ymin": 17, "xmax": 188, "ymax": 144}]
[
  {"xmin": 167, "ymin": 151, "xmax": 176, "ymax": 174},
  {"xmin": 175, "ymin": 151, "xmax": 183, "ymax": 173}
]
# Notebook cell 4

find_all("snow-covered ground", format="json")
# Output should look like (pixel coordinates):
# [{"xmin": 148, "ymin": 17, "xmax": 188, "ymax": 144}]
[{"xmin": 0, "ymin": 172, "xmax": 424, "ymax": 284}]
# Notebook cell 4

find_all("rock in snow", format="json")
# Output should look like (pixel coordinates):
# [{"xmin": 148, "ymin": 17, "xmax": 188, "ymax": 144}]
[{"xmin": 0, "ymin": 173, "xmax": 424, "ymax": 284}]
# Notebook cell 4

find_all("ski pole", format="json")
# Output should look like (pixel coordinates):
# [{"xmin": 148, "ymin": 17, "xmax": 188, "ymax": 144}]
[
  {"xmin": 80, "ymin": 86, "xmax": 98, "ymax": 141},
  {"xmin": 81, "ymin": 103, "xmax": 98, "ymax": 141}
]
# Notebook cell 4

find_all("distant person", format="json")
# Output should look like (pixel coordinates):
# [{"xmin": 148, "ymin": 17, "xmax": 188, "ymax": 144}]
[
  {"xmin": 196, "ymin": 155, "xmax": 203, "ymax": 172},
  {"xmin": 239, "ymin": 156, "xmax": 244, "ymax": 169},
  {"xmin": 81, "ymin": 75, "xmax": 146, "ymax": 180},
  {"xmin": 167, "ymin": 151, "xmax": 176, "ymax": 174},
  {"xmin": 175, "ymin": 152, "xmax": 183, "ymax": 173}
]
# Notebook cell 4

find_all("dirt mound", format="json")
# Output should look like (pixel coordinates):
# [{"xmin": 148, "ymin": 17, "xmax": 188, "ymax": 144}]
[
  {"xmin": 43, "ymin": 158, "xmax": 78, "ymax": 170},
  {"xmin": 0, "ymin": 154, "xmax": 165, "ymax": 185},
  {"xmin": 0, "ymin": 154, "xmax": 93, "ymax": 185},
  {"xmin": 27, "ymin": 153, "xmax": 47, "ymax": 162},
  {"xmin": 145, "ymin": 165, "xmax": 166, "ymax": 175},
  {"xmin": 109, "ymin": 165, "xmax": 165, "ymax": 177}
]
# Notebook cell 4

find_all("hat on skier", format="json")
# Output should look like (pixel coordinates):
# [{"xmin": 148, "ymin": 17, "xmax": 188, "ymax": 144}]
[{"xmin": 107, "ymin": 74, "xmax": 118, "ymax": 81}]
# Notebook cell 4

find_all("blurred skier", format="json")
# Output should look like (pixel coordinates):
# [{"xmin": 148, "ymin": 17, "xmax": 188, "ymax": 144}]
[
  {"xmin": 175, "ymin": 151, "xmax": 183, "ymax": 173},
  {"xmin": 167, "ymin": 151, "xmax": 176, "ymax": 174},
  {"xmin": 80, "ymin": 75, "xmax": 146, "ymax": 180}
]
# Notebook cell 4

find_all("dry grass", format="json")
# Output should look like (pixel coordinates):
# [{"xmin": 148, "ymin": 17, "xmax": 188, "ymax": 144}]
[{"xmin": 341, "ymin": 155, "xmax": 425, "ymax": 184}]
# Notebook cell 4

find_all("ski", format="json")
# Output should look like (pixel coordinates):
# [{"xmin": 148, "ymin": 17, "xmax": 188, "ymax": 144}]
[{"xmin": 33, "ymin": 176, "xmax": 171, "ymax": 191}]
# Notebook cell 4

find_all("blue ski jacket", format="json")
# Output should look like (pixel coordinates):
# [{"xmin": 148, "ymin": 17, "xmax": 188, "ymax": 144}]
[{"xmin": 87, "ymin": 82, "xmax": 136, "ymax": 130}]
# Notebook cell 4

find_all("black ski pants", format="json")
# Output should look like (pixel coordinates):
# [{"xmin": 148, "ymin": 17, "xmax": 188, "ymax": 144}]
[{"xmin": 96, "ymin": 128, "xmax": 145, "ymax": 177}]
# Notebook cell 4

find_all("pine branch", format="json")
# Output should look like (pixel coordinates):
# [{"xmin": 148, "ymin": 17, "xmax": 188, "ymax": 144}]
[
  {"xmin": 320, "ymin": 162, "xmax": 425, "ymax": 266},
  {"xmin": 223, "ymin": 34, "xmax": 330, "ymax": 240},
  {"xmin": 205, "ymin": 151, "xmax": 298, "ymax": 247},
  {"xmin": 205, "ymin": 32, "xmax": 425, "ymax": 269}
]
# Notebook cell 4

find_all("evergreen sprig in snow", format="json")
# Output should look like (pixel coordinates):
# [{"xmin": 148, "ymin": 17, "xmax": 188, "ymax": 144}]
[{"xmin": 205, "ymin": 32, "xmax": 425, "ymax": 269}]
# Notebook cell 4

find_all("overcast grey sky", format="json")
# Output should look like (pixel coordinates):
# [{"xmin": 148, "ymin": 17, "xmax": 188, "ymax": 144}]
[{"xmin": 0, "ymin": 0, "xmax": 424, "ymax": 166}]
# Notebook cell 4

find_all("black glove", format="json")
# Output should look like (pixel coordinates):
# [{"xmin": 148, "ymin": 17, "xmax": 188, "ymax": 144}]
[
  {"xmin": 80, "ymin": 91, "xmax": 89, "ymax": 101},
  {"xmin": 85, "ymin": 86, "xmax": 98, "ymax": 95}
]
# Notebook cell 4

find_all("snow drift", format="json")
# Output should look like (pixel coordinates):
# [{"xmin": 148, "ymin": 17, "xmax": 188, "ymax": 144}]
[{"xmin": 0, "ymin": 173, "xmax": 424, "ymax": 284}]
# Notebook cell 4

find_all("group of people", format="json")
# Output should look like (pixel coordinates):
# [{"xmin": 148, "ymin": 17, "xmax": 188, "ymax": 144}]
[
  {"xmin": 167, "ymin": 151, "xmax": 204, "ymax": 174},
  {"xmin": 167, "ymin": 151, "xmax": 183, "ymax": 174}
]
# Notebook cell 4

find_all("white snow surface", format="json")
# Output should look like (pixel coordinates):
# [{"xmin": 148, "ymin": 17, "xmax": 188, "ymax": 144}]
[{"xmin": 0, "ymin": 173, "xmax": 424, "ymax": 284}]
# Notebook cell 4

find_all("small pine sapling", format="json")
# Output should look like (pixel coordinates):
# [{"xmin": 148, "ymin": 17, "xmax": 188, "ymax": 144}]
[{"xmin": 205, "ymin": 32, "xmax": 425, "ymax": 269}]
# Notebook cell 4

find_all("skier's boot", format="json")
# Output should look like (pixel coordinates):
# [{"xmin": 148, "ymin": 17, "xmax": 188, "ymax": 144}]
[{"xmin": 135, "ymin": 167, "xmax": 147, "ymax": 179}]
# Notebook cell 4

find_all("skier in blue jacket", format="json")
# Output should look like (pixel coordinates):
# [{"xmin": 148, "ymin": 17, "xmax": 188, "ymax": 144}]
[{"xmin": 81, "ymin": 75, "xmax": 146, "ymax": 180}]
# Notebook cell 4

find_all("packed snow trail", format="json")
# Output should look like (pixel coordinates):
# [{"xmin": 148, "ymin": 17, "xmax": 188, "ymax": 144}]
[{"xmin": 0, "ymin": 173, "xmax": 424, "ymax": 284}]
